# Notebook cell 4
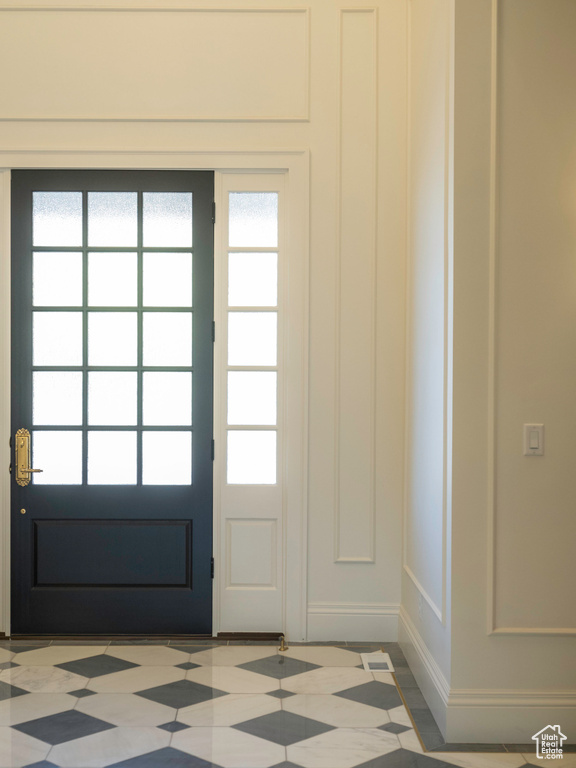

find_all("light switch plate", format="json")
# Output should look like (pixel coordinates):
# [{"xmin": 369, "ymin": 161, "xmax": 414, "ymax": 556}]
[{"xmin": 523, "ymin": 423, "xmax": 544, "ymax": 456}]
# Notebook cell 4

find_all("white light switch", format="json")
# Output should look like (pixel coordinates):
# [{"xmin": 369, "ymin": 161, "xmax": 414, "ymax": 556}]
[{"xmin": 523, "ymin": 423, "xmax": 544, "ymax": 456}]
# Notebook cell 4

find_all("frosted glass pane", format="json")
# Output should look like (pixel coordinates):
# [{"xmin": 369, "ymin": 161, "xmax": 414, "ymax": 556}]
[
  {"xmin": 143, "ymin": 373, "xmax": 192, "ymax": 426},
  {"xmin": 228, "ymin": 252, "xmax": 277, "ymax": 307},
  {"xmin": 33, "ymin": 312, "xmax": 82, "ymax": 366},
  {"xmin": 88, "ymin": 313, "xmax": 137, "ymax": 366},
  {"xmin": 89, "ymin": 252, "xmax": 137, "ymax": 306},
  {"xmin": 89, "ymin": 372, "xmax": 137, "ymax": 426},
  {"xmin": 88, "ymin": 431, "xmax": 136, "ymax": 485},
  {"xmin": 88, "ymin": 192, "xmax": 137, "ymax": 247},
  {"xmin": 33, "ymin": 192, "xmax": 82, "ymax": 247},
  {"xmin": 229, "ymin": 193, "xmax": 278, "ymax": 247},
  {"xmin": 33, "ymin": 372, "xmax": 82, "ymax": 426},
  {"xmin": 143, "ymin": 313, "xmax": 192, "ymax": 366},
  {"xmin": 33, "ymin": 431, "xmax": 82, "ymax": 485},
  {"xmin": 227, "ymin": 431, "xmax": 276, "ymax": 484},
  {"xmin": 228, "ymin": 372, "xmax": 276, "ymax": 426},
  {"xmin": 228, "ymin": 312, "xmax": 277, "ymax": 366},
  {"xmin": 144, "ymin": 253, "xmax": 192, "ymax": 307},
  {"xmin": 143, "ymin": 431, "xmax": 192, "ymax": 485},
  {"xmin": 143, "ymin": 193, "xmax": 193, "ymax": 247},
  {"xmin": 33, "ymin": 252, "xmax": 82, "ymax": 307}
]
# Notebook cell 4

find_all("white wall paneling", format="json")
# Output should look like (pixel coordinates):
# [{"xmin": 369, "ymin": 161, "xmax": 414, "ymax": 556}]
[{"xmin": 308, "ymin": 602, "xmax": 399, "ymax": 642}]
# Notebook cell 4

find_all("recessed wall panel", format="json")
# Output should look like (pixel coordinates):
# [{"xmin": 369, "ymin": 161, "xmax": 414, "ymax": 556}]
[{"xmin": 226, "ymin": 519, "xmax": 277, "ymax": 588}]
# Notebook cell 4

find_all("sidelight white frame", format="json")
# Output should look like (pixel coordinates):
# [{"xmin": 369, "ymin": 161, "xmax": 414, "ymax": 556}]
[{"xmin": 0, "ymin": 149, "xmax": 309, "ymax": 640}]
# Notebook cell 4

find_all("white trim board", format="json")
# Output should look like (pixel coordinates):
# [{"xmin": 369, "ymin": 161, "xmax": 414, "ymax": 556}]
[{"xmin": 307, "ymin": 603, "xmax": 399, "ymax": 642}]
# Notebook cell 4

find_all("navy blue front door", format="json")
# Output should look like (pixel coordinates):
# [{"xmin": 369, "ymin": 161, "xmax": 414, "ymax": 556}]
[{"xmin": 11, "ymin": 170, "xmax": 214, "ymax": 634}]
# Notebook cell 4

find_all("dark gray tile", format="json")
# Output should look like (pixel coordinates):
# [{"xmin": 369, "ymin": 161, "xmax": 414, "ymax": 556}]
[
  {"xmin": 14, "ymin": 709, "xmax": 114, "ymax": 745},
  {"xmin": 107, "ymin": 747, "xmax": 215, "ymax": 767},
  {"xmin": 335, "ymin": 680, "xmax": 403, "ymax": 710},
  {"xmin": 420, "ymin": 731, "xmax": 447, "ymax": 750},
  {"xmin": 136, "ymin": 679, "xmax": 228, "ymax": 709},
  {"xmin": 0, "ymin": 661, "xmax": 19, "ymax": 670},
  {"xmin": 21, "ymin": 762, "xmax": 60, "ymax": 768},
  {"xmin": 170, "ymin": 645, "xmax": 217, "ymax": 654},
  {"xmin": 410, "ymin": 709, "xmax": 441, "ymax": 734},
  {"xmin": 238, "ymin": 655, "xmax": 320, "ymax": 680},
  {"xmin": 428, "ymin": 744, "xmax": 510, "ymax": 753},
  {"xmin": 68, "ymin": 688, "xmax": 97, "ymax": 698},
  {"xmin": 267, "ymin": 689, "xmax": 296, "ymax": 699},
  {"xmin": 176, "ymin": 662, "xmax": 201, "ymax": 670},
  {"xmin": 356, "ymin": 749, "xmax": 456, "ymax": 768},
  {"xmin": 394, "ymin": 671, "xmax": 419, "ymax": 689},
  {"xmin": 158, "ymin": 721, "xmax": 190, "ymax": 733},
  {"xmin": 503, "ymin": 746, "xmax": 534, "ymax": 753},
  {"xmin": 401, "ymin": 688, "xmax": 430, "ymax": 710},
  {"xmin": 57, "ymin": 654, "xmax": 138, "ymax": 678},
  {"xmin": 269, "ymin": 764, "xmax": 306, "ymax": 768},
  {"xmin": 0, "ymin": 644, "xmax": 49, "ymax": 653},
  {"xmin": 234, "ymin": 709, "xmax": 334, "ymax": 746},
  {"xmin": 379, "ymin": 723, "xmax": 412, "ymax": 734},
  {"xmin": 0, "ymin": 681, "xmax": 28, "ymax": 701}
]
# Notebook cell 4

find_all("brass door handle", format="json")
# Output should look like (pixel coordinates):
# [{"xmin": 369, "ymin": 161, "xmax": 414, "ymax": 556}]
[{"xmin": 15, "ymin": 429, "xmax": 43, "ymax": 486}]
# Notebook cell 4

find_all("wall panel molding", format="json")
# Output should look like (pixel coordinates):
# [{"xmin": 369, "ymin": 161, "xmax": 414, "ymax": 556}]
[
  {"xmin": 0, "ymin": 7, "xmax": 310, "ymax": 122},
  {"xmin": 308, "ymin": 602, "xmax": 399, "ymax": 642},
  {"xmin": 334, "ymin": 8, "xmax": 378, "ymax": 564}
]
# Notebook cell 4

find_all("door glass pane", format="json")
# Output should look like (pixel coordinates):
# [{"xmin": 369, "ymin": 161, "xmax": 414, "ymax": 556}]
[
  {"xmin": 89, "ymin": 253, "xmax": 137, "ymax": 307},
  {"xmin": 143, "ymin": 313, "xmax": 192, "ymax": 366},
  {"xmin": 89, "ymin": 372, "xmax": 137, "ymax": 426},
  {"xmin": 229, "ymin": 192, "xmax": 278, "ymax": 247},
  {"xmin": 33, "ymin": 312, "xmax": 83, "ymax": 366},
  {"xmin": 143, "ymin": 431, "xmax": 192, "ymax": 485},
  {"xmin": 144, "ymin": 253, "xmax": 193, "ymax": 307},
  {"xmin": 227, "ymin": 431, "xmax": 276, "ymax": 484},
  {"xmin": 33, "ymin": 372, "xmax": 83, "ymax": 426},
  {"xmin": 88, "ymin": 313, "xmax": 137, "ymax": 366},
  {"xmin": 88, "ymin": 192, "xmax": 137, "ymax": 247},
  {"xmin": 143, "ymin": 372, "xmax": 192, "ymax": 426},
  {"xmin": 33, "ymin": 431, "xmax": 82, "ymax": 485},
  {"xmin": 228, "ymin": 252, "xmax": 277, "ymax": 307},
  {"xmin": 228, "ymin": 312, "xmax": 277, "ymax": 366},
  {"xmin": 33, "ymin": 192, "xmax": 82, "ymax": 247},
  {"xmin": 33, "ymin": 252, "xmax": 82, "ymax": 307},
  {"xmin": 143, "ymin": 192, "xmax": 193, "ymax": 247},
  {"xmin": 88, "ymin": 431, "xmax": 137, "ymax": 485},
  {"xmin": 228, "ymin": 372, "xmax": 276, "ymax": 425}
]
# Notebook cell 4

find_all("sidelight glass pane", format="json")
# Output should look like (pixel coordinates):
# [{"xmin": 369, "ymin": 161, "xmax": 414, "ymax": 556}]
[
  {"xmin": 33, "ymin": 372, "xmax": 83, "ymax": 426},
  {"xmin": 33, "ymin": 192, "xmax": 82, "ymax": 247},
  {"xmin": 143, "ymin": 312, "xmax": 192, "ymax": 367},
  {"xmin": 88, "ymin": 192, "xmax": 137, "ymax": 247},
  {"xmin": 88, "ymin": 431, "xmax": 137, "ymax": 485},
  {"xmin": 143, "ymin": 372, "xmax": 192, "ymax": 426},
  {"xmin": 33, "ymin": 431, "xmax": 82, "ymax": 485},
  {"xmin": 33, "ymin": 252, "xmax": 82, "ymax": 307},
  {"xmin": 143, "ymin": 193, "xmax": 193, "ymax": 247},
  {"xmin": 229, "ymin": 192, "xmax": 278, "ymax": 247},
  {"xmin": 33, "ymin": 312, "xmax": 83, "ymax": 366},
  {"xmin": 89, "ymin": 252, "xmax": 137, "ymax": 306},
  {"xmin": 144, "ymin": 253, "xmax": 192, "ymax": 307},
  {"xmin": 89, "ymin": 372, "xmax": 137, "ymax": 426},
  {"xmin": 228, "ymin": 252, "xmax": 277, "ymax": 307},
  {"xmin": 227, "ymin": 372, "xmax": 276, "ymax": 425},
  {"xmin": 228, "ymin": 312, "xmax": 277, "ymax": 366},
  {"xmin": 227, "ymin": 430, "xmax": 276, "ymax": 484},
  {"xmin": 143, "ymin": 431, "xmax": 192, "ymax": 485},
  {"xmin": 88, "ymin": 313, "xmax": 137, "ymax": 366}
]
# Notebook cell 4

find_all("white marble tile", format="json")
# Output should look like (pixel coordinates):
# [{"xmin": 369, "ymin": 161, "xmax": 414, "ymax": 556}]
[
  {"xmin": 523, "ymin": 754, "xmax": 576, "ymax": 768},
  {"xmin": 0, "ymin": 665, "xmax": 87, "ymax": 693},
  {"xmin": 49, "ymin": 726, "xmax": 170, "ymax": 768},
  {"xmin": 281, "ymin": 646, "xmax": 361, "ymax": 667},
  {"xmin": 185, "ymin": 665, "xmax": 278, "ymax": 693},
  {"xmin": 106, "ymin": 645, "xmax": 190, "ymax": 666},
  {"xmin": 172, "ymin": 725, "xmax": 285, "ymax": 768},
  {"xmin": 387, "ymin": 704, "xmax": 413, "ymax": 726},
  {"xmin": 281, "ymin": 666, "xmax": 374, "ymax": 695},
  {"xmin": 431, "ymin": 753, "xmax": 530, "ymax": 768},
  {"xmin": 76, "ymin": 692, "xmax": 175, "ymax": 726},
  {"xmin": 0, "ymin": 727, "xmax": 50, "ymax": 768},
  {"xmin": 13, "ymin": 645, "xmax": 106, "ymax": 666},
  {"xmin": 398, "ymin": 728, "xmax": 425, "ymax": 753},
  {"xmin": 178, "ymin": 692, "xmax": 281, "ymax": 726},
  {"xmin": 372, "ymin": 671, "xmax": 396, "ymax": 685},
  {"xmin": 0, "ymin": 651, "xmax": 13, "ymax": 665},
  {"xmin": 188, "ymin": 645, "xmax": 278, "ymax": 667},
  {"xmin": 0, "ymin": 693, "xmax": 74, "ymax": 726},
  {"xmin": 89, "ymin": 664, "xmax": 185, "ymax": 693},
  {"xmin": 283, "ymin": 693, "xmax": 390, "ymax": 728},
  {"xmin": 287, "ymin": 727, "xmax": 400, "ymax": 768}
]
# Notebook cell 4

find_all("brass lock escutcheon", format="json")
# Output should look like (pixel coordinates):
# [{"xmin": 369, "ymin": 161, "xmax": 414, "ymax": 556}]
[{"xmin": 15, "ymin": 429, "xmax": 43, "ymax": 487}]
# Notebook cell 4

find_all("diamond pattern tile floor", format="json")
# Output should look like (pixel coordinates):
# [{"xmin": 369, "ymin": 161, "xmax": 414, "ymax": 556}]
[{"xmin": 0, "ymin": 643, "xmax": 537, "ymax": 768}]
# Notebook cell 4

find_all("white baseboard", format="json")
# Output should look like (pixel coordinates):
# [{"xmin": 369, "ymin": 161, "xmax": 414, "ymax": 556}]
[{"xmin": 307, "ymin": 603, "xmax": 399, "ymax": 642}]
